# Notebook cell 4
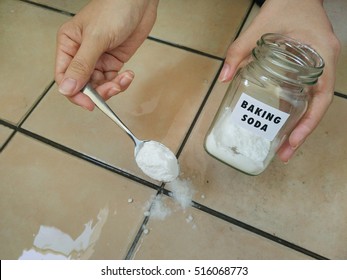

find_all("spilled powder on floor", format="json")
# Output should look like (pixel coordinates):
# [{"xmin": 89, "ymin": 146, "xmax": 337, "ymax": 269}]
[
  {"xmin": 137, "ymin": 179, "xmax": 197, "ymax": 241},
  {"xmin": 145, "ymin": 194, "xmax": 172, "ymax": 220},
  {"xmin": 167, "ymin": 178, "xmax": 195, "ymax": 209},
  {"xmin": 143, "ymin": 178, "xmax": 195, "ymax": 222},
  {"xmin": 19, "ymin": 207, "xmax": 109, "ymax": 259},
  {"xmin": 185, "ymin": 214, "xmax": 194, "ymax": 223}
]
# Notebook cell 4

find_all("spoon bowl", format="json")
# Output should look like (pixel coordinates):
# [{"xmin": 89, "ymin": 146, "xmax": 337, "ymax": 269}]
[{"xmin": 82, "ymin": 83, "xmax": 179, "ymax": 182}]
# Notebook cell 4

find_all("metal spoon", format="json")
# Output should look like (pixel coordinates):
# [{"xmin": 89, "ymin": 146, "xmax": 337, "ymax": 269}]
[
  {"xmin": 82, "ymin": 83, "xmax": 144, "ymax": 156},
  {"xmin": 82, "ymin": 83, "xmax": 179, "ymax": 181}
]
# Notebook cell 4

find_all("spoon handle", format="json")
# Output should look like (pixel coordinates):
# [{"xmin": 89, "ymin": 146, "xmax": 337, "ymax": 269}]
[{"xmin": 82, "ymin": 83, "xmax": 138, "ymax": 145}]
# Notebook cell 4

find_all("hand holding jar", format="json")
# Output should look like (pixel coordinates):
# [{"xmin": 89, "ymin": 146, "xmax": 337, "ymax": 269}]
[
  {"xmin": 206, "ymin": 33, "xmax": 324, "ymax": 175},
  {"xmin": 219, "ymin": 0, "xmax": 341, "ymax": 163}
]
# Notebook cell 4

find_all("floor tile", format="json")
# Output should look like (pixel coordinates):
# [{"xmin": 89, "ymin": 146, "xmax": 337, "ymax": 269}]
[
  {"xmin": 151, "ymin": 0, "xmax": 252, "ymax": 57},
  {"xmin": 324, "ymin": 0, "xmax": 347, "ymax": 95},
  {"xmin": 0, "ymin": 0, "xmax": 69, "ymax": 124},
  {"xmin": 132, "ymin": 195, "xmax": 310, "ymax": 259},
  {"xmin": 0, "ymin": 133, "xmax": 156, "ymax": 260},
  {"xmin": 23, "ymin": 39, "xmax": 221, "ymax": 183},
  {"xmin": 174, "ymin": 81, "xmax": 347, "ymax": 259},
  {"xmin": 30, "ymin": 0, "xmax": 88, "ymax": 14},
  {"xmin": 0, "ymin": 125, "xmax": 13, "ymax": 148},
  {"xmin": 239, "ymin": 2, "xmax": 260, "ymax": 34}
]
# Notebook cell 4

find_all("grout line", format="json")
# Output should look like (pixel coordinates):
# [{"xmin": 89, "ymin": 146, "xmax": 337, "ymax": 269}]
[
  {"xmin": 18, "ymin": 81, "xmax": 55, "ymax": 128},
  {"xmin": 0, "ymin": 130, "xmax": 16, "ymax": 154},
  {"xmin": 18, "ymin": 0, "xmax": 75, "ymax": 16},
  {"xmin": 147, "ymin": 36, "xmax": 224, "ymax": 61},
  {"xmin": 125, "ymin": 187, "xmax": 167, "ymax": 259},
  {"xmin": 0, "ymin": 119, "xmax": 17, "ymax": 130},
  {"xmin": 334, "ymin": 91, "xmax": 347, "ymax": 99},
  {"xmin": 233, "ymin": 1, "xmax": 256, "ymax": 40},
  {"xmin": 125, "ymin": 184, "xmax": 328, "ymax": 260},
  {"xmin": 192, "ymin": 202, "xmax": 329, "ymax": 260},
  {"xmin": 16, "ymin": 127, "xmax": 161, "ymax": 191},
  {"xmin": 175, "ymin": 1, "xmax": 255, "ymax": 158},
  {"xmin": 17, "ymin": 0, "xmax": 266, "ymax": 72},
  {"xmin": 124, "ymin": 214, "xmax": 151, "ymax": 260},
  {"xmin": 18, "ymin": 0, "xmax": 225, "ymax": 62},
  {"xmin": 0, "ymin": 121, "xmax": 17, "ymax": 153},
  {"xmin": 176, "ymin": 62, "xmax": 223, "ymax": 158},
  {"xmin": 1, "ymin": 79, "xmax": 160, "ymax": 193},
  {"xmin": 0, "ymin": 81, "xmax": 55, "ymax": 153}
]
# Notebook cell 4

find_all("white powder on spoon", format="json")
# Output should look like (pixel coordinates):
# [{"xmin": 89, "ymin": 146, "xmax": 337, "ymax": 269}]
[
  {"xmin": 135, "ymin": 141, "xmax": 195, "ymax": 221},
  {"xmin": 135, "ymin": 141, "xmax": 179, "ymax": 182}
]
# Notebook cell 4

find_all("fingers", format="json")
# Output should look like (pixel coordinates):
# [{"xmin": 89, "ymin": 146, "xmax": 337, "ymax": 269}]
[
  {"xmin": 277, "ymin": 88, "xmax": 334, "ymax": 163},
  {"xmin": 55, "ymin": 22, "xmax": 134, "ymax": 110},
  {"xmin": 95, "ymin": 70, "xmax": 134, "ymax": 101},
  {"xmin": 65, "ymin": 70, "xmax": 135, "ymax": 110},
  {"xmin": 66, "ymin": 93, "xmax": 95, "ymax": 111},
  {"xmin": 277, "ymin": 37, "xmax": 339, "ymax": 163},
  {"xmin": 219, "ymin": 38, "xmax": 251, "ymax": 82},
  {"xmin": 277, "ymin": 63, "xmax": 336, "ymax": 162},
  {"xmin": 218, "ymin": 0, "xmax": 284, "ymax": 83},
  {"xmin": 55, "ymin": 20, "xmax": 107, "ymax": 96},
  {"xmin": 219, "ymin": 25, "xmax": 265, "ymax": 83},
  {"xmin": 58, "ymin": 36, "xmax": 106, "ymax": 97}
]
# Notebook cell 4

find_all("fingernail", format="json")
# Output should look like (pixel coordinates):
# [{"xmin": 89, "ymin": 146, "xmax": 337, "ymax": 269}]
[
  {"xmin": 106, "ymin": 87, "xmax": 119, "ymax": 98},
  {"xmin": 59, "ymin": 78, "xmax": 77, "ymax": 95},
  {"xmin": 291, "ymin": 145, "xmax": 298, "ymax": 150},
  {"xmin": 219, "ymin": 63, "xmax": 231, "ymax": 82},
  {"xmin": 81, "ymin": 104, "xmax": 93, "ymax": 111},
  {"xmin": 119, "ymin": 74, "xmax": 133, "ymax": 87}
]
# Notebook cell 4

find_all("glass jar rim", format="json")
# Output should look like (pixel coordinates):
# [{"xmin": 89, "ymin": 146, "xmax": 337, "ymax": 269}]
[{"xmin": 253, "ymin": 33, "xmax": 325, "ymax": 85}]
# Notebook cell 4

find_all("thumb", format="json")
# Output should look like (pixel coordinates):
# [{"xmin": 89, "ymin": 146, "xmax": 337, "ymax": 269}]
[
  {"xmin": 58, "ymin": 38, "xmax": 105, "ymax": 96},
  {"xmin": 219, "ymin": 32, "xmax": 258, "ymax": 83}
]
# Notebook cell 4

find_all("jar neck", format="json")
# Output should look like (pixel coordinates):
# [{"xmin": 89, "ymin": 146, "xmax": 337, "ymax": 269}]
[
  {"xmin": 246, "ymin": 61, "xmax": 309, "ymax": 99},
  {"xmin": 251, "ymin": 33, "xmax": 324, "ymax": 87}
]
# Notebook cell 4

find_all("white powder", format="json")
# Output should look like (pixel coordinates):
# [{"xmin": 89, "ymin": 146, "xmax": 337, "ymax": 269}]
[
  {"xmin": 168, "ymin": 178, "xmax": 194, "ymax": 209},
  {"xmin": 206, "ymin": 108, "xmax": 271, "ymax": 175},
  {"xmin": 146, "ymin": 195, "xmax": 172, "ymax": 220},
  {"xmin": 135, "ymin": 141, "xmax": 179, "ymax": 182},
  {"xmin": 143, "ymin": 211, "xmax": 151, "ymax": 217},
  {"xmin": 143, "ymin": 178, "xmax": 194, "ymax": 221},
  {"xmin": 19, "ymin": 208, "xmax": 108, "ymax": 260},
  {"xmin": 185, "ymin": 214, "xmax": 194, "ymax": 223}
]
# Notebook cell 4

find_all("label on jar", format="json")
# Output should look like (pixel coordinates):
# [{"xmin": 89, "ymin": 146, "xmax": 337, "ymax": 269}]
[{"xmin": 230, "ymin": 93, "xmax": 289, "ymax": 141}]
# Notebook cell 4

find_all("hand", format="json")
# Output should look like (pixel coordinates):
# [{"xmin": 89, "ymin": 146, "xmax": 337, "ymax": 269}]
[
  {"xmin": 55, "ymin": 0, "xmax": 159, "ymax": 110},
  {"xmin": 219, "ymin": 0, "xmax": 340, "ymax": 162}
]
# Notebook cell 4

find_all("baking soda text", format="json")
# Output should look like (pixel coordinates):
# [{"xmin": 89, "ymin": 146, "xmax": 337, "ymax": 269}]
[{"xmin": 231, "ymin": 93, "xmax": 289, "ymax": 141}]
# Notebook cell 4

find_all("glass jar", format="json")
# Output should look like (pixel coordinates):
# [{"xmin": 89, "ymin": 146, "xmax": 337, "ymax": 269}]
[{"xmin": 205, "ymin": 33, "xmax": 324, "ymax": 175}]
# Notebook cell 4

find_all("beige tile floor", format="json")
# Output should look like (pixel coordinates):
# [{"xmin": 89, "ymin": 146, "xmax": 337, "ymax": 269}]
[{"xmin": 0, "ymin": 0, "xmax": 346, "ymax": 260}]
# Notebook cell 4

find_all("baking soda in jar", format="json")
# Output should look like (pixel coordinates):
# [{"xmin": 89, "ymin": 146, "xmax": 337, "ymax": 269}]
[{"xmin": 205, "ymin": 33, "xmax": 324, "ymax": 175}]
